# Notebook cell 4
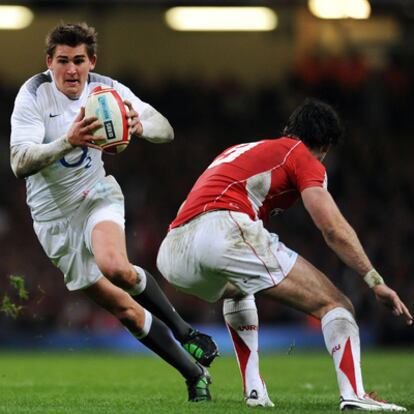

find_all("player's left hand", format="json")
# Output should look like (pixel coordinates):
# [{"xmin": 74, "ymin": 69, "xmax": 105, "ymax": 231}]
[
  {"xmin": 124, "ymin": 100, "xmax": 143, "ymax": 137},
  {"xmin": 373, "ymin": 284, "xmax": 413, "ymax": 325}
]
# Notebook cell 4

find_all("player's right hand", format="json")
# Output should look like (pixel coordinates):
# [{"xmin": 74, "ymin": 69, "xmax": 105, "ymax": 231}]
[
  {"xmin": 67, "ymin": 107, "xmax": 104, "ymax": 149},
  {"xmin": 373, "ymin": 284, "xmax": 413, "ymax": 325}
]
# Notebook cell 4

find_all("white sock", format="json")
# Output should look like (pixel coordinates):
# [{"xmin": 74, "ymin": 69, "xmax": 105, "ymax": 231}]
[
  {"xmin": 129, "ymin": 308, "xmax": 153, "ymax": 339},
  {"xmin": 321, "ymin": 307, "xmax": 366, "ymax": 400},
  {"xmin": 223, "ymin": 295, "xmax": 266, "ymax": 398},
  {"xmin": 126, "ymin": 265, "xmax": 147, "ymax": 296}
]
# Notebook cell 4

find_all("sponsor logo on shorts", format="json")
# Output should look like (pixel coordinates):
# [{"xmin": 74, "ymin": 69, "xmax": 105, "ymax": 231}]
[{"xmin": 238, "ymin": 325, "xmax": 257, "ymax": 331}]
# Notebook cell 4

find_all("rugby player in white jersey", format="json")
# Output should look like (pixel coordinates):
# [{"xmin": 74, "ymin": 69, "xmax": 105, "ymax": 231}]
[
  {"xmin": 157, "ymin": 99, "xmax": 412, "ymax": 410},
  {"xmin": 10, "ymin": 22, "xmax": 218, "ymax": 402}
]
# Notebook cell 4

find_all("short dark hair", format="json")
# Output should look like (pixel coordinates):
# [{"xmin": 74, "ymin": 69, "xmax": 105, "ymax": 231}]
[
  {"xmin": 46, "ymin": 22, "xmax": 98, "ymax": 59},
  {"xmin": 282, "ymin": 98, "xmax": 343, "ymax": 149}
]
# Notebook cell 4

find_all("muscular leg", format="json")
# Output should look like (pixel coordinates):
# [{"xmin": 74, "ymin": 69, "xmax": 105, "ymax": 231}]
[
  {"xmin": 260, "ymin": 255, "xmax": 354, "ymax": 317},
  {"xmin": 83, "ymin": 277, "xmax": 202, "ymax": 381},
  {"xmin": 261, "ymin": 255, "xmax": 365, "ymax": 400},
  {"xmin": 91, "ymin": 221, "xmax": 192, "ymax": 342}
]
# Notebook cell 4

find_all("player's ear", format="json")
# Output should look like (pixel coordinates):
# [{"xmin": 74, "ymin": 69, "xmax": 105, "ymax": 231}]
[
  {"xmin": 89, "ymin": 55, "xmax": 97, "ymax": 70},
  {"xmin": 46, "ymin": 55, "xmax": 53, "ymax": 69}
]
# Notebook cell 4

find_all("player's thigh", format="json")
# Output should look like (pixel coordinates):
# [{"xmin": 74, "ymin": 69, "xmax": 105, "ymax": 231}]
[
  {"xmin": 90, "ymin": 220, "xmax": 130, "ymax": 274},
  {"xmin": 84, "ymin": 175, "xmax": 128, "ymax": 272},
  {"xmin": 260, "ymin": 255, "xmax": 353, "ymax": 319}
]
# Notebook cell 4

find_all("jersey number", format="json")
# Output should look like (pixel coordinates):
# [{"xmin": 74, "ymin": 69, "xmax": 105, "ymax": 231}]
[
  {"xmin": 60, "ymin": 147, "xmax": 92, "ymax": 169},
  {"xmin": 207, "ymin": 142, "xmax": 262, "ymax": 169}
]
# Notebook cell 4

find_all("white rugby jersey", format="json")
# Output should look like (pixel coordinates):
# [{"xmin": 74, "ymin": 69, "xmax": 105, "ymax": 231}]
[{"xmin": 11, "ymin": 70, "xmax": 155, "ymax": 221}]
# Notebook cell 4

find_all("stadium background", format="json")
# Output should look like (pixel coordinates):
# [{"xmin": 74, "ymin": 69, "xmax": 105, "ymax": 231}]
[{"xmin": 0, "ymin": 0, "xmax": 413, "ymax": 353}]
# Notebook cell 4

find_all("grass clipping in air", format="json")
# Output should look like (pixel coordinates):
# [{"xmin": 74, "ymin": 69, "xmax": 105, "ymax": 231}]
[{"xmin": 1, "ymin": 275, "xmax": 28, "ymax": 318}]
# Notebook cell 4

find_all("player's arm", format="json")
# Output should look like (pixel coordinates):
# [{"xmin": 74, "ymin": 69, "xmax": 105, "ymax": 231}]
[
  {"xmin": 302, "ymin": 186, "xmax": 413, "ymax": 325},
  {"xmin": 11, "ymin": 106, "xmax": 103, "ymax": 178},
  {"xmin": 11, "ymin": 138, "xmax": 73, "ymax": 179},
  {"xmin": 302, "ymin": 187, "xmax": 371, "ymax": 274}
]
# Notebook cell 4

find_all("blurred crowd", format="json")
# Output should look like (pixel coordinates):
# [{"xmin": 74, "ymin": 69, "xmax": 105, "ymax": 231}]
[{"xmin": 0, "ymin": 51, "xmax": 413, "ymax": 345}]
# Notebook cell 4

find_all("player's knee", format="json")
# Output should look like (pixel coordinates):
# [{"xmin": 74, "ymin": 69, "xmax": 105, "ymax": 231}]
[
  {"xmin": 333, "ymin": 289, "xmax": 354, "ymax": 315},
  {"xmin": 312, "ymin": 288, "xmax": 355, "ymax": 319},
  {"xmin": 340, "ymin": 295, "xmax": 355, "ymax": 316},
  {"xmin": 320, "ymin": 295, "xmax": 355, "ymax": 319},
  {"xmin": 99, "ymin": 258, "xmax": 136, "ymax": 289}
]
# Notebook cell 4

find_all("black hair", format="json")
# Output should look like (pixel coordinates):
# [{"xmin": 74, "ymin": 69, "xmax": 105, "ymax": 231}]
[
  {"xmin": 282, "ymin": 98, "xmax": 343, "ymax": 149},
  {"xmin": 45, "ymin": 22, "xmax": 98, "ymax": 59}
]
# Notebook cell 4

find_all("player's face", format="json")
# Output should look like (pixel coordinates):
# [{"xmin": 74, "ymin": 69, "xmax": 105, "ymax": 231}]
[{"xmin": 47, "ymin": 44, "xmax": 96, "ymax": 99}]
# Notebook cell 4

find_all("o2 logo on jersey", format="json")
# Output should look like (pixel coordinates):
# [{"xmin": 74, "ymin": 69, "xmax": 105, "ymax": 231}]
[
  {"xmin": 207, "ymin": 141, "xmax": 263, "ymax": 169},
  {"xmin": 60, "ymin": 147, "xmax": 92, "ymax": 169}
]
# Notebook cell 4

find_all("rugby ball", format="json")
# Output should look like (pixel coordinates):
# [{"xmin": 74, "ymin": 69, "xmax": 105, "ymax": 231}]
[{"xmin": 85, "ymin": 86, "xmax": 130, "ymax": 154}]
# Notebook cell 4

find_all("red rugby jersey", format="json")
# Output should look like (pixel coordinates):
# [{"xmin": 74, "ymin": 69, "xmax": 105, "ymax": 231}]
[{"xmin": 170, "ymin": 137, "xmax": 327, "ymax": 229}]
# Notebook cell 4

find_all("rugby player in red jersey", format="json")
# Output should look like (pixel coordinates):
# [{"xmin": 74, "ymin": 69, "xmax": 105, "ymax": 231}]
[{"xmin": 157, "ymin": 99, "xmax": 412, "ymax": 410}]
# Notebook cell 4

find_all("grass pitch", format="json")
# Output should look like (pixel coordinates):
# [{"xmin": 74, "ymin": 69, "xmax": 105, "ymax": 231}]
[{"xmin": 0, "ymin": 350, "xmax": 412, "ymax": 413}]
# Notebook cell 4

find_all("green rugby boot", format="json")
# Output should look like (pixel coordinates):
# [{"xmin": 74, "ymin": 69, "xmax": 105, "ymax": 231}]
[
  {"xmin": 186, "ymin": 365, "xmax": 212, "ymax": 402},
  {"xmin": 182, "ymin": 329, "xmax": 219, "ymax": 367}
]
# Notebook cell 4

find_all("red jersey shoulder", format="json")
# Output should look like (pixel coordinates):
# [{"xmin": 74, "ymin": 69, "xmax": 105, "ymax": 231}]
[{"xmin": 285, "ymin": 140, "xmax": 327, "ymax": 192}]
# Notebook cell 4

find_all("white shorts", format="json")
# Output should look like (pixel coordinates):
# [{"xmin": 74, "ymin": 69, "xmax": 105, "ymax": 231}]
[
  {"xmin": 157, "ymin": 210, "xmax": 298, "ymax": 302},
  {"xmin": 33, "ymin": 175, "xmax": 125, "ymax": 291}
]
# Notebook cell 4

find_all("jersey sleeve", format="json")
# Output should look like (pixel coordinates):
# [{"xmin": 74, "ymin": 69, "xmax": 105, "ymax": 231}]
[
  {"xmin": 286, "ymin": 143, "xmax": 328, "ymax": 192},
  {"xmin": 10, "ymin": 86, "xmax": 45, "ymax": 147}
]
